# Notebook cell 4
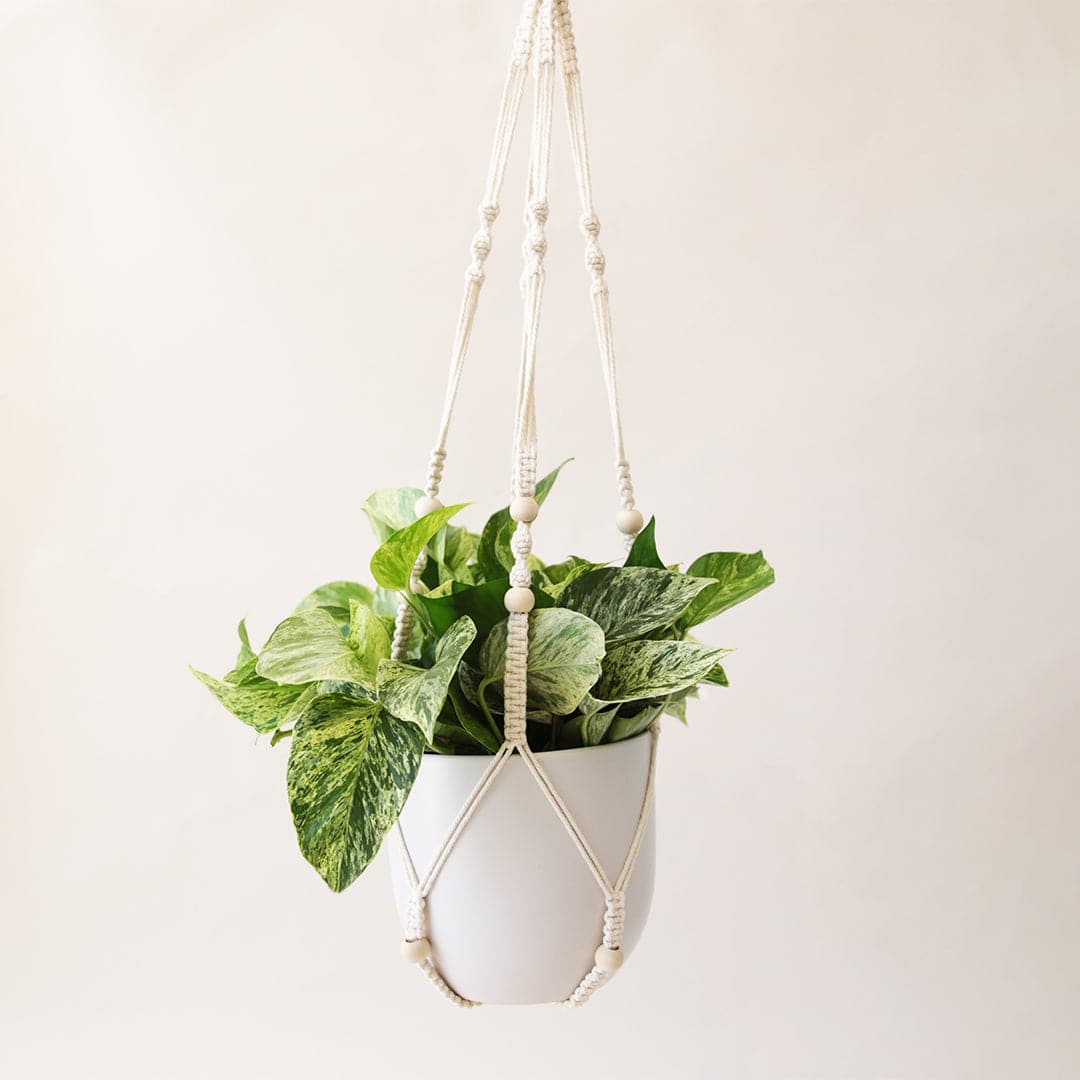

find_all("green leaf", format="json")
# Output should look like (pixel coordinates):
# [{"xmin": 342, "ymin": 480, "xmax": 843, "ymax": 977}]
[
  {"xmin": 361, "ymin": 487, "xmax": 423, "ymax": 543},
  {"xmin": 703, "ymin": 662, "xmax": 729, "ymax": 686},
  {"xmin": 294, "ymin": 581, "xmax": 374, "ymax": 615},
  {"xmin": 581, "ymin": 704, "xmax": 619, "ymax": 746},
  {"xmin": 370, "ymin": 504, "xmax": 469, "ymax": 591},
  {"xmin": 413, "ymin": 577, "xmax": 554, "ymax": 662},
  {"xmin": 448, "ymin": 686, "xmax": 501, "ymax": 753},
  {"xmin": 432, "ymin": 524, "xmax": 478, "ymax": 585},
  {"xmin": 347, "ymin": 600, "xmax": 392, "ymax": 686},
  {"xmin": 558, "ymin": 566, "xmax": 715, "ymax": 643},
  {"xmin": 624, "ymin": 516, "xmax": 665, "ymax": 570},
  {"xmin": 191, "ymin": 666, "xmax": 310, "ymax": 735},
  {"xmin": 607, "ymin": 702, "xmax": 665, "ymax": 744},
  {"xmin": 235, "ymin": 619, "xmax": 256, "ymax": 667},
  {"xmin": 287, "ymin": 697, "xmax": 424, "ymax": 892},
  {"xmin": 477, "ymin": 460, "xmax": 571, "ymax": 579},
  {"xmin": 597, "ymin": 640, "xmax": 730, "ymax": 701},
  {"xmin": 678, "ymin": 551, "xmax": 775, "ymax": 629},
  {"xmin": 479, "ymin": 608, "xmax": 605, "ymax": 715},
  {"xmin": 536, "ymin": 556, "xmax": 602, "ymax": 600},
  {"xmin": 664, "ymin": 696, "xmax": 688, "ymax": 724},
  {"xmin": 376, "ymin": 616, "xmax": 477, "ymax": 741},
  {"xmin": 256, "ymin": 608, "xmax": 372, "ymax": 686}
]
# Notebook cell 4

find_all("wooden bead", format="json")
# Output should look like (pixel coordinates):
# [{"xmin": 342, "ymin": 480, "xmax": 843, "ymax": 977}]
[
  {"xmin": 594, "ymin": 944, "xmax": 623, "ymax": 973},
  {"xmin": 509, "ymin": 495, "xmax": 539, "ymax": 523},
  {"xmin": 414, "ymin": 495, "xmax": 444, "ymax": 518},
  {"xmin": 616, "ymin": 508, "xmax": 644, "ymax": 535},
  {"xmin": 504, "ymin": 586, "xmax": 535, "ymax": 613},
  {"xmin": 400, "ymin": 937, "xmax": 432, "ymax": 964}
]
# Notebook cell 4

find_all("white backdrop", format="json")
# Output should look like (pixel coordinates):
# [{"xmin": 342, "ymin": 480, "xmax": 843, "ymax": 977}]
[{"xmin": 3, "ymin": 2, "xmax": 1079, "ymax": 1078}]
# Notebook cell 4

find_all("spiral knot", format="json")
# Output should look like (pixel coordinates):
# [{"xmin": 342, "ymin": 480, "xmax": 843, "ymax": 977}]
[
  {"xmin": 585, "ymin": 243, "xmax": 606, "ymax": 274},
  {"xmin": 479, "ymin": 202, "xmax": 499, "ymax": 225},
  {"xmin": 602, "ymin": 893, "xmax": 626, "ymax": 948},
  {"xmin": 527, "ymin": 200, "xmax": 549, "ymax": 225},
  {"xmin": 580, "ymin": 213, "xmax": 600, "ymax": 237},
  {"xmin": 406, "ymin": 889, "xmax": 426, "ymax": 940}
]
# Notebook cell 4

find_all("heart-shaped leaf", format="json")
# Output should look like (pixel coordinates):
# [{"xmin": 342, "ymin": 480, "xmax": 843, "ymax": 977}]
[
  {"xmin": 558, "ymin": 566, "xmax": 715, "ymax": 643},
  {"xmin": 191, "ymin": 666, "xmax": 311, "ymax": 735},
  {"xmin": 256, "ymin": 608, "xmax": 371, "ymax": 686},
  {"xmin": 294, "ymin": 580, "xmax": 374, "ymax": 616},
  {"xmin": 376, "ymin": 616, "xmax": 477, "ymax": 741},
  {"xmin": 479, "ymin": 608, "xmax": 605, "ymax": 715},
  {"xmin": 346, "ymin": 600, "xmax": 392, "ymax": 686},
  {"xmin": 287, "ymin": 697, "xmax": 424, "ymax": 891},
  {"xmin": 597, "ymin": 639, "xmax": 729, "ymax": 701},
  {"xmin": 677, "ymin": 551, "xmax": 775, "ymax": 629},
  {"xmin": 360, "ymin": 487, "xmax": 424, "ymax": 543},
  {"xmin": 370, "ymin": 503, "xmax": 469, "ymax": 591}
]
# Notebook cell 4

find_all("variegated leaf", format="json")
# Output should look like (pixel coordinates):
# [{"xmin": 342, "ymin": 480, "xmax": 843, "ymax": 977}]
[
  {"xmin": 234, "ymin": 619, "xmax": 256, "ymax": 667},
  {"xmin": 559, "ymin": 566, "xmax": 715, "ymax": 643},
  {"xmin": 479, "ymin": 608, "xmax": 605, "ymax": 715},
  {"xmin": 256, "ymin": 608, "xmax": 370, "ymax": 686},
  {"xmin": 294, "ymin": 580, "xmax": 374, "ymax": 615},
  {"xmin": 703, "ymin": 662, "xmax": 729, "ymax": 686},
  {"xmin": 190, "ymin": 666, "xmax": 310, "ymax": 735},
  {"xmin": 597, "ymin": 639, "xmax": 729, "ymax": 701},
  {"xmin": 347, "ymin": 599, "xmax": 391, "ymax": 686},
  {"xmin": 537, "ymin": 556, "xmax": 603, "ymax": 600},
  {"xmin": 370, "ymin": 503, "xmax": 469, "ymax": 591},
  {"xmin": 287, "ymin": 697, "xmax": 424, "ymax": 891},
  {"xmin": 376, "ymin": 616, "xmax": 477, "ymax": 741},
  {"xmin": 361, "ymin": 487, "xmax": 423, "ymax": 543},
  {"xmin": 677, "ymin": 551, "xmax": 775, "ymax": 629}
]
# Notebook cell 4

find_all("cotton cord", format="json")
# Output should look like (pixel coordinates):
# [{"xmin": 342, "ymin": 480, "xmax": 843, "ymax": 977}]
[{"xmin": 389, "ymin": 0, "xmax": 657, "ymax": 1008}]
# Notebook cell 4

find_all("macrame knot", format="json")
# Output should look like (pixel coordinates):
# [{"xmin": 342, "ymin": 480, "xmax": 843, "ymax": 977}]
[
  {"xmin": 471, "ymin": 233, "xmax": 492, "ymax": 260},
  {"xmin": 425, "ymin": 448, "xmax": 447, "ymax": 497},
  {"xmin": 527, "ymin": 199, "xmax": 549, "ymax": 225},
  {"xmin": 602, "ymin": 892, "xmax": 626, "ymax": 948},
  {"xmin": 580, "ymin": 213, "xmax": 600, "ymax": 237},
  {"xmin": 479, "ymin": 202, "xmax": 499, "ymax": 225},
  {"xmin": 615, "ymin": 459, "xmax": 636, "ymax": 508},
  {"xmin": 502, "ymin": 612, "xmax": 530, "ymax": 744},
  {"xmin": 585, "ymin": 243, "xmax": 605, "ymax": 274},
  {"xmin": 405, "ymin": 888, "xmax": 427, "ymax": 941},
  {"xmin": 554, "ymin": 0, "xmax": 579, "ymax": 72}
]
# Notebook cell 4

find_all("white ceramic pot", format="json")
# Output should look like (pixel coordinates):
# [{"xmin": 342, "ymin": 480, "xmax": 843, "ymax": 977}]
[{"xmin": 390, "ymin": 733, "xmax": 657, "ymax": 1005}]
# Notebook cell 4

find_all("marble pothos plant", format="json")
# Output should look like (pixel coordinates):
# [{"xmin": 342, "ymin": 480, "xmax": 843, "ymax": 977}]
[{"xmin": 192, "ymin": 463, "xmax": 774, "ymax": 892}]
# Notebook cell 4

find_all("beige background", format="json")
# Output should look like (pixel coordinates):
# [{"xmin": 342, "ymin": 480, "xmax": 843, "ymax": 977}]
[{"xmin": 2, "ymin": 2, "xmax": 1079, "ymax": 1078}]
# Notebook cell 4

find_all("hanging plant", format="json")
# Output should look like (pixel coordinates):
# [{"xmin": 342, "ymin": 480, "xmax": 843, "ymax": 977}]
[
  {"xmin": 192, "ymin": 469, "xmax": 773, "ymax": 893},
  {"xmin": 194, "ymin": 0, "xmax": 775, "ymax": 1008}
]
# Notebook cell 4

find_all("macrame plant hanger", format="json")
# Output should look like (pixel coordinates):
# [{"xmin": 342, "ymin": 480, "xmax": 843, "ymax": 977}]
[{"xmin": 389, "ymin": 0, "xmax": 658, "ymax": 1008}]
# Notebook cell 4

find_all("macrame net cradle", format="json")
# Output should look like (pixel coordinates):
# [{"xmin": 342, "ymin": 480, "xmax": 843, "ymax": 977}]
[{"xmin": 389, "ymin": 0, "xmax": 659, "ymax": 1008}]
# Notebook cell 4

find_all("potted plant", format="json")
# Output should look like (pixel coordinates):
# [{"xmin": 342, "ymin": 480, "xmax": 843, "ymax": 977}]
[{"xmin": 193, "ymin": 464, "xmax": 774, "ymax": 1003}]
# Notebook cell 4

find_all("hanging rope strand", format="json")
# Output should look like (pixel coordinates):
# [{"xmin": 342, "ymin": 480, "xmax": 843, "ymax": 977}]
[
  {"xmin": 502, "ymin": 0, "xmax": 557, "ymax": 747},
  {"xmin": 553, "ymin": 0, "xmax": 642, "ymax": 544},
  {"xmin": 423, "ymin": 0, "xmax": 542, "ymax": 501}
]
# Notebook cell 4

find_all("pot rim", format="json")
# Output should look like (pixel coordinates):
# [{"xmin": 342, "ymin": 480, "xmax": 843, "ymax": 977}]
[{"xmin": 420, "ymin": 729, "xmax": 653, "ymax": 766}]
